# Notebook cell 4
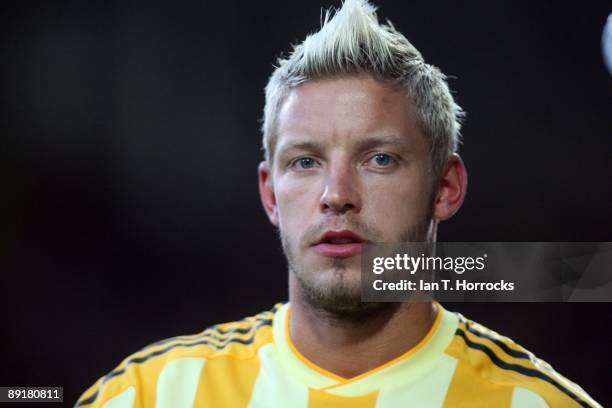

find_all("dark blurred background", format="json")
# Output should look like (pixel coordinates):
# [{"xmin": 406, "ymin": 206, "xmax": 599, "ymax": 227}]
[{"xmin": 3, "ymin": 0, "xmax": 611, "ymax": 406}]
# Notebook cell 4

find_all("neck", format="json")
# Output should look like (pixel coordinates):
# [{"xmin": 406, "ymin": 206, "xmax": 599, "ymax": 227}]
[{"xmin": 288, "ymin": 276, "xmax": 437, "ymax": 379}]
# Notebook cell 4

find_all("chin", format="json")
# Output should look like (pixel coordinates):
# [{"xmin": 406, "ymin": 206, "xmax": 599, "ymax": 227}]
[
  {"xmin": 296, "ymin": 264, "xmax": 361, "ymax": 303},
  {"xmin": 315, "ymin": 258, "xmax": 362, "ymax": 286}
]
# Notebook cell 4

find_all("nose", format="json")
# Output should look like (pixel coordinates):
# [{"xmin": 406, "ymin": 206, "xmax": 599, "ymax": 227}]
[{"xmin": 319, "ymin": 161, "xmax": 362, "ymax": 214}]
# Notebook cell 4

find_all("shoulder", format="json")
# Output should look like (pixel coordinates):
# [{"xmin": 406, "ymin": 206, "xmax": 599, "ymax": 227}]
[
  {"xmin": 443, "ymin": 309, "xmax": 601, "ymax": 408},
  {"xmin": 142, "ymin": 304, "xmax": 279, "ymax": 361},
  {"xmin": 76, "ymin": 304, "xmax": 283, "ymax": 407}
]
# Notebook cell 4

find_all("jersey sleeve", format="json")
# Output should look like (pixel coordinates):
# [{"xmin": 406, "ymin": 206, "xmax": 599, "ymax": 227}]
[
  {"xmin": 75, "ymin": 356, "xmax": 143, "ymax": 408},
  {"xmin": 75, "ymin": 305, "xmax": 279, "ymax": 407}
]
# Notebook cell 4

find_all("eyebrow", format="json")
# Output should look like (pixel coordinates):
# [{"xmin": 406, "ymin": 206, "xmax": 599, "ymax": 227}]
[
  {"xmin": 276, "ymin": 141, "xmax": 326, "ymax": 160},
  {"xmin": 276, "ymin": 134, "xmax": 411, "ymax": 160},
  {"xmin": 353, "ymin": 134, "xmax": 408, "ymax": 152}
]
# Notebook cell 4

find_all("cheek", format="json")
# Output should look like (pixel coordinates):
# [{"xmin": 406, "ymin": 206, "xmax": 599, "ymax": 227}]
[
  {"xmin": 363, "ymin": 173, "xmax": 432, "ymax": 232},
  {"xmin": 275, "ymin": 176, "xmax": 322, "ymax": 233}
]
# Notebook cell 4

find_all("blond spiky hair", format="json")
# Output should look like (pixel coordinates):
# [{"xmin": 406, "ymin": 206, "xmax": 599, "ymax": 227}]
[{"xmin": 262, "ymin": 0, "xmax": 464, "ymax": 176}]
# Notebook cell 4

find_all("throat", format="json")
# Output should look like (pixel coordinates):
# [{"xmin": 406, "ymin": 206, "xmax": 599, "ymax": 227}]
[{"xmin": 289, "ymin": 300, "xmax": 437, "ymax": 380}]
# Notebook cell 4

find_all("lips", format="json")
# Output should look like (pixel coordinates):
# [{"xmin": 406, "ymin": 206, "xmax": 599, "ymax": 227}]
[{"xmin": 311, "ymin": 230, "xmax": 365, "ymax": 257}]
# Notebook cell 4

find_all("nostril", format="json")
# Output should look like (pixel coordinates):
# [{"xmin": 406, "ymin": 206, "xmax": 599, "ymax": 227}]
[{"xmin": 319, "ymin": 181, "xmax": 361, "ymax": 214}]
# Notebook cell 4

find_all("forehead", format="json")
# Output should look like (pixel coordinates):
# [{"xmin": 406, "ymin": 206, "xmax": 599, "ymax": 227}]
[{"xmin": 275, "ymin": 75, "xmax": 426, "ymax": 154}]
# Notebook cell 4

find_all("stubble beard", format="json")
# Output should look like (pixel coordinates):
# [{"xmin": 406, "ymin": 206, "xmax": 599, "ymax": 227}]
[{"xmin": 280, "ymin": 215, "xmax": 433, "ymax": 321}]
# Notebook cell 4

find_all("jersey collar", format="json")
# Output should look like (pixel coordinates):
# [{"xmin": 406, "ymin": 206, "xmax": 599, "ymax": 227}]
[{"xmin": 272, "ymin": 302, "xmax": 458, "ymax": 396}]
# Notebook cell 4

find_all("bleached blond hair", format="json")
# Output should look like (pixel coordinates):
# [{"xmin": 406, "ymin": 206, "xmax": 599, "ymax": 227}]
[{"xmin": 262, "ymin": 0, "xmax": 464, "ymax": 177}]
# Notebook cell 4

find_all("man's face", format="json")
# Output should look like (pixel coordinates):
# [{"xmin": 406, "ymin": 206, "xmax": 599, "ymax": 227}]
[{"xmin": 265, "ymin": 75, "xmax": 436, "ymax": 313}]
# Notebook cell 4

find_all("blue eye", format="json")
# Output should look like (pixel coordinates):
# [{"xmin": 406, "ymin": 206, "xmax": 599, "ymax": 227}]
[
  {"xmin": 371, "ymin": 153, "xmax": 393, "ymax": 167},
  {"xmin": 296, "ymin": 157, "xmax": 316, "ymax": 169}
]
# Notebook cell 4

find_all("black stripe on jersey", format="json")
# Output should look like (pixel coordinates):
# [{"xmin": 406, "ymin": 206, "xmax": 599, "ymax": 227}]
[
  {"xmin": 76, "ymin": 318, "xmax": 273, "ymax": 407},
  {"xmin": 455, "ymin": 328, "xmax": 592, "ymax": 408},
  {"xmin": 461, "ymin": 323, "xmax": 531, "ymax": 360},
  {"xmin": 141, "ymin": 305, "xmax": 280, "ymax": 350},
  {"xmin": 144, "ymin": 316, "xmax": 266, "ymax": 349}
]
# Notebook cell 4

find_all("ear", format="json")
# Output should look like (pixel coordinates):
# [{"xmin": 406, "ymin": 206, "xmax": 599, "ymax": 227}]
[
  {"xmin": 258, "ymin": 161, "xmax": 279, "ymax": 226},
  {"xmin": 432, "ymin": 153, "xmax": 468, "ymax": 221}
]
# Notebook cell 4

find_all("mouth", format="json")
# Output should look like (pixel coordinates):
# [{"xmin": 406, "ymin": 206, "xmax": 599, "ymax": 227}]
[{"xmin": 311, "ymin": 230, "xmax": 365, "ymax": 257}]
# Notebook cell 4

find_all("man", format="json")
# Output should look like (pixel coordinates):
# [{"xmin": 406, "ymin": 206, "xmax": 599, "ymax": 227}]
[{"xmin": 77, "ymin": 1, "xmax": 600, "ymax": 407}]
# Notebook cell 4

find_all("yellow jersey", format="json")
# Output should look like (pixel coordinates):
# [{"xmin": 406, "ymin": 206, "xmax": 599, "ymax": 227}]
[{"xmin": 76, "ymin": 303, "xmax": 600, "ymax": 407}]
